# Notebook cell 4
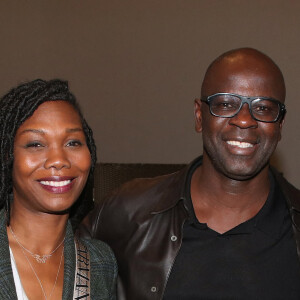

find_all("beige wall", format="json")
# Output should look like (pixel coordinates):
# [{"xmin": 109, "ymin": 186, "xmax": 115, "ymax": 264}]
[{"xmin": 0, "ymin": 0, "xmax": 299, "ymax": 188}]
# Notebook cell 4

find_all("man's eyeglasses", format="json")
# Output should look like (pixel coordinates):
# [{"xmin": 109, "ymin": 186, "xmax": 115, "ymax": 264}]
[{"xmin": 201, "ymin": 93, "xmax": 286, "ymax": 123}]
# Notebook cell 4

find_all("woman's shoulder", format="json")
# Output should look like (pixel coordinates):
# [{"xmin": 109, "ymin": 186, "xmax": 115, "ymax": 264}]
[
  {"xmin": 80, "ymin": 238, "xmax": 117, "ymax": 264},
  {"xmin": 79, "ymin": 237, "xmax": 118, "ymax": 297}
]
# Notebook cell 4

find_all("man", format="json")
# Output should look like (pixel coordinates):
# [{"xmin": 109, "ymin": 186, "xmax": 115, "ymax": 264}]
[{"xmin": 80, "ymin": 48, "xmax": 300, "ymax": 299}]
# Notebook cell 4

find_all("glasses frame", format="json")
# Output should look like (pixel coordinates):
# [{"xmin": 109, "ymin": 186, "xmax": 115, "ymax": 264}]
[{"xmin": 201, "ymin": 93, "xmax": 286, "ymax": 123}]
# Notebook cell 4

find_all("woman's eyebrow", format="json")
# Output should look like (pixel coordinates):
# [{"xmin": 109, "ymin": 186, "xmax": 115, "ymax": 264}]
[
  {"xmin": 19, "ymin": 128, "xmax": 83, "ymax": 135},
  {"xmin": 19, "ymin": 129, "xmax": 44, "ymax": 135},
  {"xmin": 66, "ymin": 127, "xmax": 83, "ymax": 133}
]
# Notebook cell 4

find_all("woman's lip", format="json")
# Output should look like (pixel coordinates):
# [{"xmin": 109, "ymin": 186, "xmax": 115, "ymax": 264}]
[{"xmin": 37, "ymin": 177, "xmax": 75, "ymax": 194}]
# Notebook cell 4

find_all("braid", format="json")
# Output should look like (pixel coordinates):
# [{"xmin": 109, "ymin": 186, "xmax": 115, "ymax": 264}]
[{"xmin": 0, "ymin": 79, "xmax": 97, "ymax": 227}]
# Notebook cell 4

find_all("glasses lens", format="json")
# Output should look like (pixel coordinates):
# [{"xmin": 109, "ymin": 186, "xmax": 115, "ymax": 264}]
[
  {"xmin": 251, "ymin": 99, "xmax": 280, "ymax": 122},
  {"xmin": 210, "ymin": 94, "xmax": 241, "ymax": 117}
]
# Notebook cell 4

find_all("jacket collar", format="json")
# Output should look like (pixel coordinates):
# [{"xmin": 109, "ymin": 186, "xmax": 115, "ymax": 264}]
[
  {"xmin": 270, "ymin": 166, "xmax": 300, "ymax": 228},
  {"xmin": 270, "ymin": 166, "xmax": 300, "ymax": 260},
  {"xmin": 151, "ymin": 156, "xmax": 203, "ymax": 214},
  {"xmin": 271, "ymin": 167, "xmax": 300, "ymax": 211}
]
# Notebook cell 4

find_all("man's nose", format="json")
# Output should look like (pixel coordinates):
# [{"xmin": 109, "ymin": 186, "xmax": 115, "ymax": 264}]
[
  {"xmin": 228, "ymin": 103, "xmax": 258, "ymax": 129},
  {"xmin": 44, "ymin": 148, "xmax": 71, "ymax": 170}
]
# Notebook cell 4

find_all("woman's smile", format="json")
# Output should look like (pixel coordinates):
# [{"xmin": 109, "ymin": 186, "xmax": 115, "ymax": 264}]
[{"xmin": 38, "ymin": 176, "xmax": 75, "ymax": 193}]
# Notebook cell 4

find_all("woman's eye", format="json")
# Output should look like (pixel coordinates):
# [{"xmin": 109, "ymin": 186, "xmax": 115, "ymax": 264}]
[
  {"xmin": 24, "ymin": 142, "xmax": 43, "ymax": 148},
  {"xmin": 67, "ymin": 140, "xmax": 83, "ymax": 147}
]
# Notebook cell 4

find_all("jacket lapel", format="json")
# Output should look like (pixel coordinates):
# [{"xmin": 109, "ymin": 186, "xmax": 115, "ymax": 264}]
[
  {"xmin": 62, "ymin": 221, "xmax": 76, "ymax": 299},
  {"xmin": 0, "ymin": 209, "xmax": 18, "ymax": 299}
]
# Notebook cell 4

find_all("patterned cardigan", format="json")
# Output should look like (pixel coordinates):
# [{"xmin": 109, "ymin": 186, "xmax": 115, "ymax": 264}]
[{"xmin": 0, "ymin": 209, "xmax": 117, "ymax": 299}]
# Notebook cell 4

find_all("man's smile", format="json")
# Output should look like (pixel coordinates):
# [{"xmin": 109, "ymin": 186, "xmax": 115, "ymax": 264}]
[
  {"xmin": 226, "ymin": 140, "xmax": 254, "ymax": 148},
  {"xmin": 222, "ymin": 138, "xmax": 260, "ymax": 157}
]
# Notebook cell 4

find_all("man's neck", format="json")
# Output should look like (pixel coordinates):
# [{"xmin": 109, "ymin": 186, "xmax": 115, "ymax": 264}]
[{"xmin": 190, "ymin": 159, "xmax": 270, "ymax": 234}]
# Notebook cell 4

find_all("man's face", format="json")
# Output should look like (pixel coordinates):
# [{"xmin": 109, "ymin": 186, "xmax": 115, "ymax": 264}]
[{"xmin": 195, "ymin": 61, "xmax": 285, "ymax": 180}]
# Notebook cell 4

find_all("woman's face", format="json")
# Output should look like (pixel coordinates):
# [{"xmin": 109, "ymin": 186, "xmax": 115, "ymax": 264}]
[{"xmin": 12, "ymin": 101, "xmax": 91, "ymax": 215}]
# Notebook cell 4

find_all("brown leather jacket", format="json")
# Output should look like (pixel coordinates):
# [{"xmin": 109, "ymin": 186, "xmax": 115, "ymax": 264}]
[{"xmin": 79, "ymin": 157, "xmax": 300, "ymax": 300}]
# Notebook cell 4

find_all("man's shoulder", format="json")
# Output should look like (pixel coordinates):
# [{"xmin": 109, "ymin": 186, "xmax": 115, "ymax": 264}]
[
  {"xmin": 77, "ymin": 166, "xmax": 188, "ymax": 240},
  {"xmin": 114, "ymin": 171, "xmax": 179, "ymax": 196},
  {"xmin": 78, "ymin": 159, "xmax": 203, "ymax": 240},
  {"xmin": 271, "ymin": 167, "xmax": 300, "ymax": 208},
  {"xmin": 106, "ymin": 170, "xmax": 184, "ymax": 212}
]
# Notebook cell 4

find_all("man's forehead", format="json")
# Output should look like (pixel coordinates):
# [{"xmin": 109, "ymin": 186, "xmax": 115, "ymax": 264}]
[{"xmin": 201, "ymin": 48, "xmax": 286, "ymax": 102}]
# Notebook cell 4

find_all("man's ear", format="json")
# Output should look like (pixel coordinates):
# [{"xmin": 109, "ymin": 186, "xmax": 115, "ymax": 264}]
[{"xmin": 194, "ymin": 98, "xmax": 203, "ymax": 133}]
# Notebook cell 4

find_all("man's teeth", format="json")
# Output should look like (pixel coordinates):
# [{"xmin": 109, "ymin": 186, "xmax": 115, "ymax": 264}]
[
  {"xmin": 226, "ymin": 141, "xmax": 254, "ymax": 148},
  {"xmin": 40, "ymin": 180, "xmax": 71, "ymax": 187}
]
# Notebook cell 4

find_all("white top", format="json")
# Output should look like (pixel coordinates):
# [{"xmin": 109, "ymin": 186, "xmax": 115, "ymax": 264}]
[{"xmin": 9, "ymin": 247, "xmax": 29, "ymax": 300}]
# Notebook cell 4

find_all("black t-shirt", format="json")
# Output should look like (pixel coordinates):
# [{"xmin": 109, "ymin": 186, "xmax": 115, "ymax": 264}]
[{"xmin": 164, "ymin": 164, "xmax": 300, "ymax": 299}]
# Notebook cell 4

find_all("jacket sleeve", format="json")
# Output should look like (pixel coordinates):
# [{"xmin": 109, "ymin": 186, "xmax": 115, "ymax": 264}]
[{"xmin": 76, "ymin": 180, "xmax": 136, "ymax": 241}]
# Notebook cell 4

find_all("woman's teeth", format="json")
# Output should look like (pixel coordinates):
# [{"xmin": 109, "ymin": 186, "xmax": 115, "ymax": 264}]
[{"xmin": 40, "ymin": 180, "xmax": 71, "ymax": 187}]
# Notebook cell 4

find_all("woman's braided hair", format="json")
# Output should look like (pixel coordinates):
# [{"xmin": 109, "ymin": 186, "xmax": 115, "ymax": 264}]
[{"xmin": 0, "ymin": 79, "xmax": 97, "ymax": 228}]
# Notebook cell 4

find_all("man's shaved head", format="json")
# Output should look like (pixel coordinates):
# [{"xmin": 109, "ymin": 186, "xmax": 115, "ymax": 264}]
[{"xmin": 201, "ymin": 48, "xmax": 286, "ymax": 103}]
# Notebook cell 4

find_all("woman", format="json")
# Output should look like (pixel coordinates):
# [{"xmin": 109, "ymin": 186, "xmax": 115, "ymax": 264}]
[{"xmin": 0, "ymin": 79, "xmax": 117, "ymax": 299}]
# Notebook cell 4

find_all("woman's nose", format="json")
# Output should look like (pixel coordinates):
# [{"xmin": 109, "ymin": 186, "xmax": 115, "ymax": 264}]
[{"xmin": 44, "ymin": 148, "xmax": 71, "ymax": 170}]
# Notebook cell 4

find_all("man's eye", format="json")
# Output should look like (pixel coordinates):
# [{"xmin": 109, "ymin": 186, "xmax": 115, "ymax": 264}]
[
  {"xmin": 257, "ymin": 106, "xmax": 268, "ymax": 111},
  {"xmin": 253, "ymin": 105, "xmax": 273, "ymax": 114},
  {"xmin": 221, "ymin": 102, "xmax": 232, "ymax": 108},
  {"xmin": 214, "ymin": 101, "xmax": 235, "ymax": 110}
]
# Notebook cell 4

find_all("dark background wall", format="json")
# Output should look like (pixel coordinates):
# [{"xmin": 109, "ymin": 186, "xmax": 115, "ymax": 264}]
[{"xmin": 0, "ymin": 0, "xmax": 299, "ymax": 188}]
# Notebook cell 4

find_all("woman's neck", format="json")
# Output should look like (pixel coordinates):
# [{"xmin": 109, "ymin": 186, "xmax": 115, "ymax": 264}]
[{"xmin": 8, "ymin": 203, "xmax": 68, "ymax": 254}]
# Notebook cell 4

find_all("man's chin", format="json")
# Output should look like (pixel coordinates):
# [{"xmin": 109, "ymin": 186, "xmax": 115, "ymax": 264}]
[{"xmin": 214, "ymin": 159, "xmax": 269, "ymax": 181}]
